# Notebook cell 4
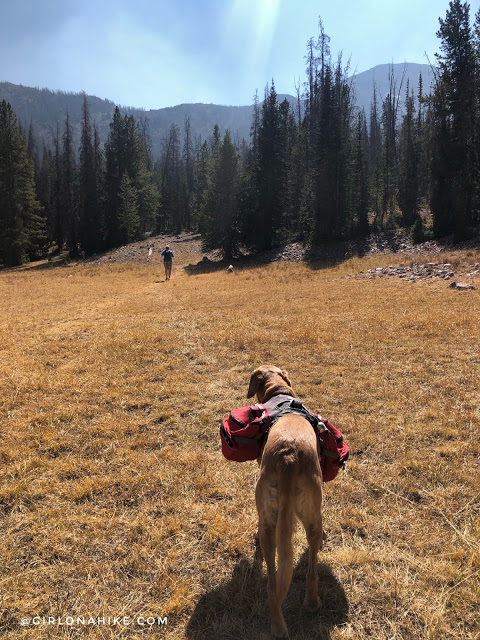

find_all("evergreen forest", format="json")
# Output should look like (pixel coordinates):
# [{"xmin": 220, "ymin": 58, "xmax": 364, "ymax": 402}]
[{"xmin": 1, "ymin": 1, "xmax": 479, "ymax": 267}]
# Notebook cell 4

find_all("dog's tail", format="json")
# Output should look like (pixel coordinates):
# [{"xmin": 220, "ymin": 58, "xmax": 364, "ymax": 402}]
[{"xmin": 275, "ymin": 459, "xmax": 297, "ymax": 603}]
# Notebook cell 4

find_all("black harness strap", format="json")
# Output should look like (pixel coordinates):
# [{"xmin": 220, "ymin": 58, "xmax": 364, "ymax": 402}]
[{"xmin": 263, "ymin": 395, "xmax": 340, "ymax": 461}]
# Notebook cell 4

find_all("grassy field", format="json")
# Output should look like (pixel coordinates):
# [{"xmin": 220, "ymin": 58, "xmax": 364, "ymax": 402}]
[{"xmin": 1, "ymin": 246, "xmax": 479, "ymax": 639}]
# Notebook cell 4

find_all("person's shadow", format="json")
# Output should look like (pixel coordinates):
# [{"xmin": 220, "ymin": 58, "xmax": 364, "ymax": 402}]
[{"xmin": 186, "ymin": 543, "xmax": 348, "ymax": 640}]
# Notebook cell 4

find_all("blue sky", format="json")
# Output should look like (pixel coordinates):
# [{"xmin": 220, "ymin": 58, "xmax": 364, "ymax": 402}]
[{"xmin": 0, "ymin": 0, "xmax": 474, "ymax": 109}]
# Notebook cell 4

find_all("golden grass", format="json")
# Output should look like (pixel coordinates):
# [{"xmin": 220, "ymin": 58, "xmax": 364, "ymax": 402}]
[{"xmin": 0, "ymin": 247, "xmax": 479, "ymax": 639}]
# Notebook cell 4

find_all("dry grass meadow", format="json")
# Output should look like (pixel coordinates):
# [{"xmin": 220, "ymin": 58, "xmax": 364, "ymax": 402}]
[{"xmin": 1, "ymin": 240, "xmax": 479, "ymax": 640}]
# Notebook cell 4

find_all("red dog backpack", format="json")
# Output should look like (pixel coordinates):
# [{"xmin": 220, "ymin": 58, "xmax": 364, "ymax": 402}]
[
  {"xmin": 220, "ymin": 403, "xmax": 270, "ymax": 462},
  {"xmin": 316, "ymin": 417, "xmax": 349, "ymax": 482},
  {"xmin": 220, "ymin": 396, "xmax": 349, "ymax": 480}
]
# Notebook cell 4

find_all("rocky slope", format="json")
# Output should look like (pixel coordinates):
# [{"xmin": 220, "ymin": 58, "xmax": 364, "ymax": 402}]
[{"xmin": 88, "ymin": 229, "xmax": 480, "ymax": 287}]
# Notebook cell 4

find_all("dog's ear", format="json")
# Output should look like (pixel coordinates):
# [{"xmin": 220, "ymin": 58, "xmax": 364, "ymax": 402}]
[
  {"xmin": 280, "ymin": 369, "xmax": 292, "ymax": 388},
  {"xmin": 247, "ymin": 369, "xmax": 263, "ymax": 398}
]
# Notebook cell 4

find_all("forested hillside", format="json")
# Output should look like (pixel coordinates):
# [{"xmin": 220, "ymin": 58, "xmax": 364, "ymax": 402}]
[
  {"xmin": 0, "ymin": 64, "xmax": 433, "ymax": 159},
  {"xmin": 0, "ymin": 2, "xmax": 478, "ymax": 267},
  {"xmin": 0, "ymin": 81, "xmax": 260, "ymax": 161}
]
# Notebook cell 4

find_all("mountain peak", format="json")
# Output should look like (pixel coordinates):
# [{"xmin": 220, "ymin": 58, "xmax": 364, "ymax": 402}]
[{"xmin": 0, "ymin": 62, "xmax": 436, "ymax": 158}]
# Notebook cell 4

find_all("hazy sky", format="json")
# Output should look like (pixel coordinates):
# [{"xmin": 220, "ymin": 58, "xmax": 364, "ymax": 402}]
[{"xmin": 0, "ymin": 0, "xmax": 475, "ymax": 109}]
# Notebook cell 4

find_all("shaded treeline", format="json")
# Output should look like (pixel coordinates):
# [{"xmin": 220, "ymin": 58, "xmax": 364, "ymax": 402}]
[{"xmin": 1, "ymin": 2, "xmax": 479, "ymax": 266}]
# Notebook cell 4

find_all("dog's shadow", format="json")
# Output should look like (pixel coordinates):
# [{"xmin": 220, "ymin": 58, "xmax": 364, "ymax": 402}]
[{"xmin": 186, "ymin": 543, "xmax": 348, "ymax": 640}]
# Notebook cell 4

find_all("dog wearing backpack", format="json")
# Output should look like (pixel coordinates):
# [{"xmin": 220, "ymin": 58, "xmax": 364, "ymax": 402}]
[{"xmin": 247, "ymin": 365, "xmax": 327, "ymax": 638}]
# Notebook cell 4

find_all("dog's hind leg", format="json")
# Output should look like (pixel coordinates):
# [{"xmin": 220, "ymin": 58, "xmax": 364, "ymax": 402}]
[
  {"xmin": 275, "ymin": 476, "xmax": 295, "ymax": 605},
  {"xmin": 303, "ymin": 519, "xmax": 322, "ymax": 612},
  {"xmin": 258, "ymin": 518, "xmax": 289, "ymax": 638},
  {"xmin": 297, "ymin": 478, "xmax": 323, "ymax": 612},
  {"xmin": 257, "ymin": 480, "xmax": 289, "ymax": 638}
]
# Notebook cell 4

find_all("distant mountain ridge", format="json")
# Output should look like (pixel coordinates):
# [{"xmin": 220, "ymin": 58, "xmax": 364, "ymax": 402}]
[
  {"xmin": 0, "ymin": 63, "xmax": 434, "ymax": 160},
  {"xmin": 352, "ymin": 62, "xmax": 435, "ymax": 114}
]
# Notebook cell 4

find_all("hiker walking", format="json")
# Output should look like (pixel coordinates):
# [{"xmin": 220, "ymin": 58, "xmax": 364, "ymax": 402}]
[
  {"xmin": 160, "ymin": 245, "xmax": 174, "ymax": 280},
  {"xmin": 147, "ymin": 244, "xmax": 154, "ymax": 262}
]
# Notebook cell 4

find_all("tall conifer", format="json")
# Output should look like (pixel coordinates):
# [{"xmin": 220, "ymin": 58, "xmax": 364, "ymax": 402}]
[
  {"xmin": 432, "ymin": 0, "xmax": 477, "ymax": 238},
  {"xmin": 118, "ymin": 173, "xmax": 140, "ymax": 243},
  {"xmin": 201, "ymin": 129, "xmax": 240, "ymax": 259},
  {"xmin": 79, "ymin": 95, "xmax": 103, "ymax": 254},
  {"xmin": 104, "ymin": 106, "xmax": 157, "ymax": 245},
  {"xmin": 251, "ymin": 82, "xmax": 284, "ymax": 250},
  {"xmin": 156, "ymin": 124, "xmax": 183, "ymax": 233},
  {"xmin": 351, "ymin": 110, "xmax": 370, "ymax": 236},
  {"xmin": 398, "ymin": 82, "xmax": 420, "ymax": 227},
  {"xmin": 62, "ymin": 109, "xmax": 79, "ymax": 256},
  {"xmin": 0, "ymin": 101, "xmax": 45, "ymax": 266}
]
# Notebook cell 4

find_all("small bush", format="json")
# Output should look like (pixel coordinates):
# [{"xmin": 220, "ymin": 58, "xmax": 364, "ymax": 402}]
[{"xmin": 410, "ymin": 216, "xmax": 425, "ymax": 244}]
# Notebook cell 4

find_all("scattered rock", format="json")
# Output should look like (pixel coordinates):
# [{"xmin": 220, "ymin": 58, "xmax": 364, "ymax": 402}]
[
  {"xmin": 82, "ymin": 229, "xmax": 480, "ymax": 284},
  {"xmin": 448, "ymin": 281, "xmax": 476, "ymax": 290},
  {"xmin": 351, "ymin": 262, "xmax": 467, "ymax": 283}
]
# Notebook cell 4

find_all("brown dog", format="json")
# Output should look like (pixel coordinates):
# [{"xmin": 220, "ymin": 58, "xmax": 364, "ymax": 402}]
[{"xmin": 248, "ymin": 365, "xmax": 323, "ymax": 638}]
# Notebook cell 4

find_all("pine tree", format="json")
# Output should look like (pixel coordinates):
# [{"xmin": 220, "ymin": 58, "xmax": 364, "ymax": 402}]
[
  {"xmin": 416, "ymin": 74, "xmax": 431, "ymax": 206},
  {"xmin": 156, "ymin": 124, "xmax": 184, "ymax": 233},
  {"xmin": 104, "ymin": 106, "xmax": 157, "ymax": 245},
  {"xmin": 251, "ymin": 81, "xmax": 284, "ymax": 250},
  {"xmin": 331, "ymin": 56, "xmax": 354, "ymax": 236},
  {"xmin": 398, "ymin": 82, "xmax": 420, "ymax": 227},
  {"xmin": 52, "ymin": 123, "xmax": 64, "ymax": 250},
  {"xmin": 0, "ymin": 101, "xmax": 45, "ymax": 266},
  {"xmin": 135, "ymin": 118, "xmax": 159, "ymax": 236},
  {"xmin": 350, "ymin": 110, "xmax": 370, "ymax": 236},
  {"xmin": 430, "ymin": 79, "xmax": 453, "ymax": 236},
  {"xmin": 250, "ymin": 90, "xmax": 261, "ymax": 157},
  {"xmin": 136, "ymin": 169, "xmax": 159, "ymax": 236},
  {"xmin": 93, "ymin": 123, "xmax": 105, "ymax": 243},
  {"xmin": 200, "ymin": 129, "xmax": 240, "ymax": 259},
  {"xmin": 473, "ymin": 8, "xmax": 480, "ymax": 220},
  {"xmin": 104, "ymin": 107, "xmax": 129, "ymax": 247},
  {"xmin": 62, "ymin": 109, "xmax": 79, "ymax": 256},
  {"xmin": 288, "ymin": 118, "xmax": 307, "ymax": 238},
  {"xmin": 37, "ymin": 143, "xmax": 54, "ymax": 242},
  {"xmin": 118, "ymin": 172, "xmax": 140, "ymax": 243},
  {"xmin": 310, "ymin": 55, "xmax": 353, "ymax": 240},
  {"xmin": 278, "ymin": 97, "xmax": 298, "ymax": 235},
  {"xmin": 379, "ymin": 68, "xmax": 403, "ymax": 229},
  {"xmin": 235, "ymin": 164, "xmax": 257, "ymax": 248},
  {"xmin": 183, "ymin": 116, "xmax": 195, "ymax": 230},
  {"xmin": 193, "ymin": 140, "xmax": 213, "ymax": 233},
  {"xmin": 138, "ymin": 117, "xmax": 153, "ymax": 172},
  {"xmin": 369, "ymin": 86, "xmax": 383, "ymax": 225},
  {"xmin": 432, "ymin": 0, "xmax": 477, "ymax": 238},
  {"xmin": 79, "ymin": 95, "xmax": 103, "ymax": 255},
  {"xmin": 211, "ymin": 124, "xmax": 221, "ymax": 161},
  {"xmin": 26, "ymin": 121, "xmax": 39, "ymax": 182},
  {"xmin": 312, "ymin": 61, "xmax": 335, "ymax": 240}
]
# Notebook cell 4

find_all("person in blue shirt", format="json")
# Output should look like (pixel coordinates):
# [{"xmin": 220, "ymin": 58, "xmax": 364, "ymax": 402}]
[{"xmin": 160, "ymin": 245, "xmax": 174, "ymax": 280}]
